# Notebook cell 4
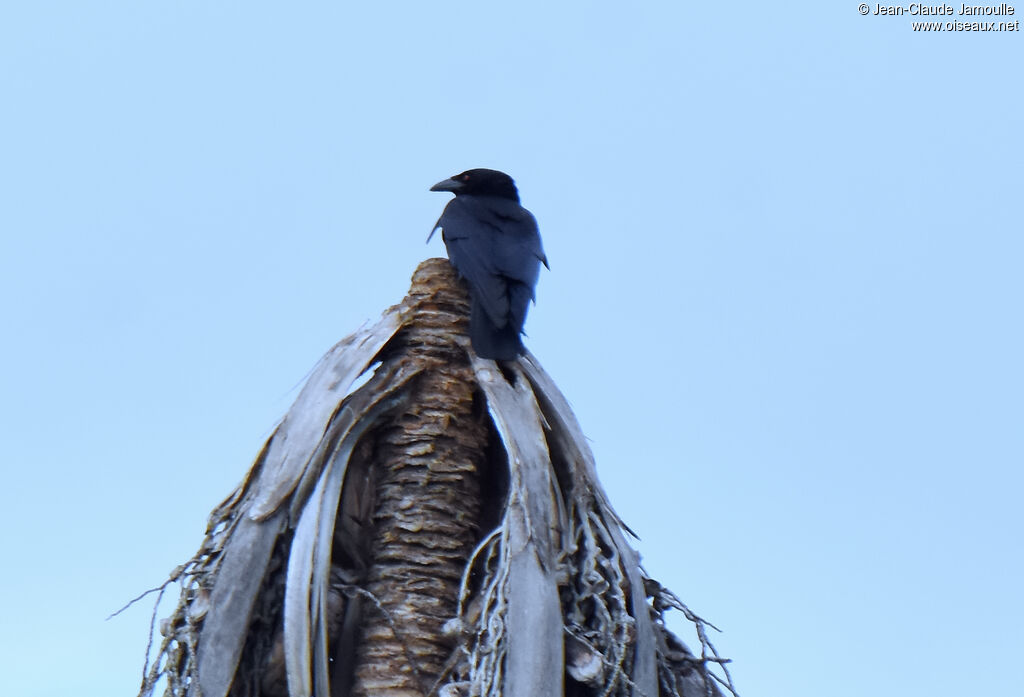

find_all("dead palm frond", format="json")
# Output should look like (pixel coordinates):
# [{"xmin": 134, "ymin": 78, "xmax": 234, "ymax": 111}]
[{"xmin": 134, "ymin": 259, "xmax": 736, "ymax": 697}]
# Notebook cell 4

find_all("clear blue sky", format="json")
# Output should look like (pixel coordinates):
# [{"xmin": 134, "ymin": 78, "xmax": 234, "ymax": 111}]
[{"xmin": 1, "ymin": 3, "xmax": 1020, "ymax": 696}]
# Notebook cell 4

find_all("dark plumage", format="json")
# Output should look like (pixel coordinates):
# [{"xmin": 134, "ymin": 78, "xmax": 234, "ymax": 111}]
[{"xmin": 429, "ymin": 169, "xmax": 548, "ymax": 360}]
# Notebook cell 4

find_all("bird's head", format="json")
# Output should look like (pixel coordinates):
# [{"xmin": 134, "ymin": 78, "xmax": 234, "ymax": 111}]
[{"xmin": 430, "ymin": 169, "xmax": 520, "ymax": 202}]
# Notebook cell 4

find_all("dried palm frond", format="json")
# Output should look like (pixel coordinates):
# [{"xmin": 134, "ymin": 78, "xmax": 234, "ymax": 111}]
[{"xmin": 135, "ymin": 258, "xmax": 736, "ymax": 697}]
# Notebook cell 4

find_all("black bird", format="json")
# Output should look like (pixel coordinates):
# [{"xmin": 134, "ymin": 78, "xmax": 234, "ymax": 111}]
[{"xmin": 429, "ymin": 168, "xmax": 548, "ymax": 361}]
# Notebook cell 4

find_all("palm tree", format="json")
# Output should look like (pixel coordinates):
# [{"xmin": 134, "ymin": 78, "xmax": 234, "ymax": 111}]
[{"xmin": 136, "ymin": 259, "xmax": 736, "ymax": 697}]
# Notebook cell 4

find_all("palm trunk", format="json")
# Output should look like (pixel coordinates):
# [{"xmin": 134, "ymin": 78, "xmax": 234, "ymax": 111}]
[{"xmin": 350, "ymin": 261, "xmax": 487, "ymax": 697}]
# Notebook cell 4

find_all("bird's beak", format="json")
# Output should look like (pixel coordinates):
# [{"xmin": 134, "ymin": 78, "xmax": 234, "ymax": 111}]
[{"xmin": 430, "ymin": 177, "xmax": 462, "ymax": 193}]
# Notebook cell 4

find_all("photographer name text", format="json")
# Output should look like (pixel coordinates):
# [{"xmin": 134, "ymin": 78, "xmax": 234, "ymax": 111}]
[{"xmin": 870, "ymin": 3, "xmax": 1013, "ymax": 14}]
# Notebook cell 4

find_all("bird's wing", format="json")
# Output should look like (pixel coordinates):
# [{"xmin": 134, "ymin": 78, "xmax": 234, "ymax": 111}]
[
  {"xmin": 435, "ymin": 198, "xmax": 511, "ymax": 327},
  {"xmin": 436, "ymin": 197, "xmax": 546, "ymax": 330},
  {"xmin": 489, "ymin": 203, "xmax": 547, "ymax": 280},
  {"xmin": 507, "ymin": 281, "xmax": 535, "ymax": 338}
]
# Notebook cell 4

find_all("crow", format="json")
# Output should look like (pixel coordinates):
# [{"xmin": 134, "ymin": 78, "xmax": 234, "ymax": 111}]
[{"xmin": 428, "ymin": 169, "xmax": 548, "ymax": 361}]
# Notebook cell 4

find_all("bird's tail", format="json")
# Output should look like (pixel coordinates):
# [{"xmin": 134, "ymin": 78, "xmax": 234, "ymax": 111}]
[{"xmin": 470, "ymin": 301, "xmax": 523, "ymax": 361}]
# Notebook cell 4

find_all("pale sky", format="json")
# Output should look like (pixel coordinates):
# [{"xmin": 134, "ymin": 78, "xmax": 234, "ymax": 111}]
[{"xmin": 1, "ymin": 3, "xmax": 1021, "ymax": 696}]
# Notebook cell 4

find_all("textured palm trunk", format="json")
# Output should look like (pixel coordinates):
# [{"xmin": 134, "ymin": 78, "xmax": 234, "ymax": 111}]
[{"xmin": 350, "ymin": 261, "xmax": 488, "ymax": 697}]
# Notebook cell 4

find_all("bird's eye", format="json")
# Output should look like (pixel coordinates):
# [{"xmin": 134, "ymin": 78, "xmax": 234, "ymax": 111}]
[{"xmin": 461, "ymin": 174, "xmax": 470, "ymax": 181}]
